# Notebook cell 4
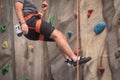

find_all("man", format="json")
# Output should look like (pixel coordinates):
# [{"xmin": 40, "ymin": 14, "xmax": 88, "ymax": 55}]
[{"xmin": 14, "ymin": 0, "xmax": 92, "ymax": 66}]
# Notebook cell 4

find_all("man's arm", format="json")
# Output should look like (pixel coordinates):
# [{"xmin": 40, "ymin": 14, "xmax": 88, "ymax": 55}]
[
  {"xmin": 15, "ymin": 2, "xmax": 26, "ymax": 24},
  {"xmin": 15, "ymin": 2, "xmax": 28, "ymax": 34},
  {"xmin": 38, "ymin": 1, "xmax": 48, "ymax": 19}
]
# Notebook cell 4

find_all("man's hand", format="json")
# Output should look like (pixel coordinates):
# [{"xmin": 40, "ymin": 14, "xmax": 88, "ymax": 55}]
[
  {"xmin": 15, "ymin": 2, "xmax": 28, "ymax": 34},
  {"xmin": 21, "ymin": 23, "xmax": 28, "ymax": 34},
  {"xmin": 38, "ymin": 1, "xmax": 48, "ymax": 18},
  {"xmin": 42, "ymin": 1, "xmax": 48, "ymax": 11}
]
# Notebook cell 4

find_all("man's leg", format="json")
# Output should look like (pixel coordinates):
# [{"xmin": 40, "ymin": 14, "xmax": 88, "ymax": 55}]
[
  {"xmin": 50, "ymin": 29, "xmax": 79, "ymax": 61},
  {"xmin": 39, "ymin": 20, "xmax": 91, "ymax": 66},
  {"xmin": 50, "ymin": 29, "xmax": 92, "ymax": 66}
]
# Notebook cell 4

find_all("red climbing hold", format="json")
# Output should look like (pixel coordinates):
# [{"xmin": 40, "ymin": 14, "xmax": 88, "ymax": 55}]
[
  {"xmin": 98, "ymin": 66, "xmax": 105, "ymax": 74},
  {"xmin": 87, "ymin": 9, "xmax": 93, "ymax": 18},
  {"xmin": 74, "ymin": 11, "xmax": 78, "ymax": 19}
]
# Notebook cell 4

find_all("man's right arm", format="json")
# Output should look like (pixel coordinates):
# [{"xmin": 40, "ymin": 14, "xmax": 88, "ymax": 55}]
[
  {"xmin": 15, "ymin": 2, "xmax": 28, "ymax": 34},
  {"xmin": 15, "ymin": 2, "xmax": 26, "ymax": 24}
]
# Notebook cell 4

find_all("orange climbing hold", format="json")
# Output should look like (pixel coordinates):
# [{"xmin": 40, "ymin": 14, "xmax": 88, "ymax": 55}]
[{"xmin": 87, "ymin": 9, "xmax": 93, "ymax": 18}]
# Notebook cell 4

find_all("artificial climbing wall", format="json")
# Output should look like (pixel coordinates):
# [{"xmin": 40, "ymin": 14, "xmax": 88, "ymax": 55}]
[
  {"xmin": 47, "ymin": 0, "xmax": 111, "ymax": 80},
  {"xmin": 0, "ymin": 0, "xmax": 14, "ymax": 80},
  {"xmin": 12, "ymin": 0, "xmax": 120, "ymax": 80},
  {"xmin": 102, "ymin": 0, "xmax": 120, "ymax": 80}
]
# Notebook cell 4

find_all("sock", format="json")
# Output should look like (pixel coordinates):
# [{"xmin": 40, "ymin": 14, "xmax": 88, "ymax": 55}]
[{"xmin": 77, "ymin": 56, "xmax": 80, "ymax": 61}]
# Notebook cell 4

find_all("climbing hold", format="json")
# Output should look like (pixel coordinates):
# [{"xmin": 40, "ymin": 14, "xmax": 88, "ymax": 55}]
[
  {"xmin": 98, "ymin": 66, "xmax": 105, "ymax": 74},
  {"xmin": 28, "ymin": 45, "xmax": 34, "ymax": 52},
  {"xmin": 20, "ymin": 77, "xmax": 29, "ymax": 80},
  {"xmin": 87, "ymin": 13, "xmax": 91, "ymax": 18},
  {"xmin": 67, "ymin": 31, "xmax": 73, "ymax": 38},
  {"xmin": 1, "ymin": 25, "xmax": 7, "ymax": 33},
  {"xmin": 2, "ymin": 65, "xmax": 9, "ymax": 75},
  {"xmin": 74, "ymin": 11, "xmax": 78, "ymax": 19},
  {"xmin": 87, "ymin": 9, "xmax": 93, "ymax": 18},
  {"xmin": 49, "ymin": 15, "xmax": 55, "ymax": 25},
  {"xmin": 117, "ymin": 17, "xmax": 120, "ymax": 24},
  {"xmin": 115, "ymin": 51, "xmax": 120, "ymax": 59},
  {"xmin": 2, "ymin": 41, "xmax": 9, "ymax": 49},
  {"xmin": 115, "ymin": 47, "xmax": 120, "ymax": 59},
  {"xmin": 14, "ymin": 24, "xmax": 23, "ymax": 37},
  {"xmin": 94, "ymin": 22, "xmax": 106, "ymax": 35}
]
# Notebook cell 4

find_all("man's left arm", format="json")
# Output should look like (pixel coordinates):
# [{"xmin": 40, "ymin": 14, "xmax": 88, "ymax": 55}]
[{"xmin": 38, "ymin": 1, "xmax": 48, "ymax": 19}]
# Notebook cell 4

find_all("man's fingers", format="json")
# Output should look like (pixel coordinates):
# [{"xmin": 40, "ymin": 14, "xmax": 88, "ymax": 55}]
[
  {"xmin": 21, "ymin": 25, "xmax": 28, "ymax": 34},
  {"xmin": 42, "ymin": 1, "xmax": 48, "ymax": 8},
  {"xmin": 42, "ymin": 4, "xmax": 47, "ymax": 8},
  {"xmin": 23, "ymin": 30, "xmax": 28, "ymax": 34},
  {"xmin": 23, "ymin": 31, "xmax": 28, "ymax": 34}
]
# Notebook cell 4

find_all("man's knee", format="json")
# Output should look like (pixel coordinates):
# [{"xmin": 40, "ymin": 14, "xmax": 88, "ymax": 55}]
[{"xmin": 50, "ymin": 29, "xmax": 66, "ymax": 40}]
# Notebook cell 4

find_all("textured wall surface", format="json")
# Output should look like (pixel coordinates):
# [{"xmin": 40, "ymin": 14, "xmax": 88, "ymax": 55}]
[
  {"xmin": 0, "ymin": 0, "xmax": 14, "ymax": 80},
  {"xmin": 102, "ymin": 0, "xmax": 120, "ymax": 80}
]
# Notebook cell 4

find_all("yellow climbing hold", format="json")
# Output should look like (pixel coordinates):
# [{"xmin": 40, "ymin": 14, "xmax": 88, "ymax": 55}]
[
  {"xmin": 2, "ymin": 41, "xmax": 8, "ymax": 49},
  {"xmin": 28, "ymin": 45, "xmax": 34, "ymax": 52},
  {"xmin": 115, "ymin": 47, "xmax": 120, "ymax": 59}
]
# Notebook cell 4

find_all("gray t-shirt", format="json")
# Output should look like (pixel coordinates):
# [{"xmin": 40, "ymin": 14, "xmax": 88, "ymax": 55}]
[{"xmin": 15, "ymin": 0, "xmax": 38, "ymax": 16}]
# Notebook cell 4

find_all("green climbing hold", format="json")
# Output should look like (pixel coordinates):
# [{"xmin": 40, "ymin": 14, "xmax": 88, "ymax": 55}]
[
  {"xmin": 49, "ymin": 15, "xmax": 55, "ymax": 25},
  {"xmin": 20, "ymin": 77, "xmax": 29, "ymax": 80},
  {"xmin": 2, "ymin": 65, "xmax": 9, "ymax": 75},
  {"xmin": 1, "ymin": 25, "xmax": 7, "ymax": 33}
]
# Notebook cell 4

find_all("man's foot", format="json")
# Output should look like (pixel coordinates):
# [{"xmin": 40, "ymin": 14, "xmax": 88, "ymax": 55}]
[
  {"xmin": 65, "ymin": 56, "xmax": 92, "ymax": 66},
  {"xmin": 79, "ymin": 57, "xmax": 92, "ymax": 64}
]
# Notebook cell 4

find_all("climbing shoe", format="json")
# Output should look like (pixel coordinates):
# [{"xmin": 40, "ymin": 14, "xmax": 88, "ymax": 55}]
[
  {"xmin": 65, "ymin": 59, "xmax": 74, "ymax": 66},
  {"xmin": 65, "ymin": 56, "xmax": 92, "ymax": 66}
]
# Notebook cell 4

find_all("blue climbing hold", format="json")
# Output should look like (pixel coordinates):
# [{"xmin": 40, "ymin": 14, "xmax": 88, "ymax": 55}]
[
  {"xmin": 94, "ymin": 22, "xmax": 106, "ymax": 35},
  {"xmin": 67, "ymin": 31, "xmax": 73, "ymax": 38}
]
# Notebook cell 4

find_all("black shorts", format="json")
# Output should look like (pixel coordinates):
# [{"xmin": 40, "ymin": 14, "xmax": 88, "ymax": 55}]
[{"xmin": 24, "ymin": 16, "xmax": 55, "ymax": 42}]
